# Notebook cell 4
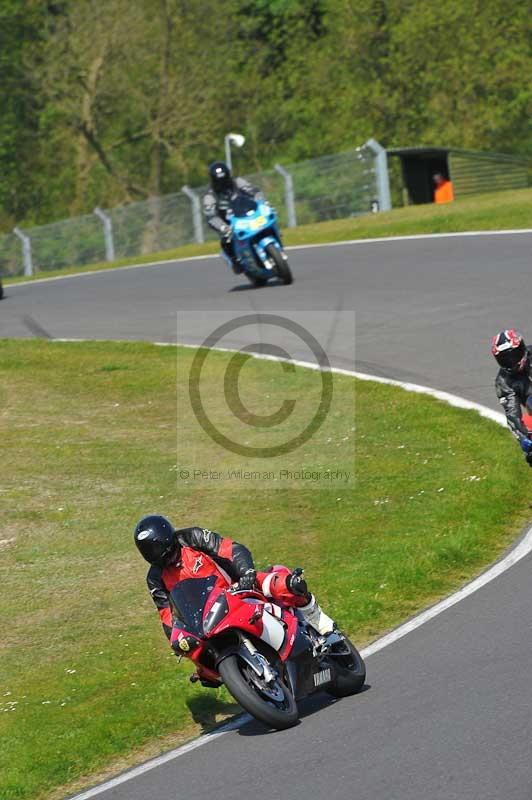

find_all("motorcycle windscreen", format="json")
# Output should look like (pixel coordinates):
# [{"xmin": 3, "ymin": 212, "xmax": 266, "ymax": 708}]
[
  {"xmin": 169, "ymin": 576, "xmax": 218, "ymax": 636},
  {"xmin": 229, "ymin": 193, "xmax": 257, "ymax": 217}
]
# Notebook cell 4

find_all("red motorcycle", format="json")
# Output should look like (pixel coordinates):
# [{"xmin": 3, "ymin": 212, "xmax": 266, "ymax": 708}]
[{"xmin": 170, "ymin": 552, "xmax": 366, "ymax": 730}]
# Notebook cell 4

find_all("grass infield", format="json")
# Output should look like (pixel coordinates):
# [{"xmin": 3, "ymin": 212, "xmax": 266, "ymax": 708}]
[
  {"xmin": 3, "ymin": 186, "xmax": 532, "ymax": 285},
  {"xmin": 0, "ymin": 338, "xmax": 530, "ymax": 800}
]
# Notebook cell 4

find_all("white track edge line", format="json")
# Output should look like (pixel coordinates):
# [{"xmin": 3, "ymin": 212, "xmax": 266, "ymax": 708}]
[
  {"xmin": 62, "ymin": 336, "xmax": 532, "ymax": 799},
  {"xmin": 8, "ymin": 228, "xmax": 532, "ymax": 288},
  {"xmin": 66, "ymin": 715, "xmax": 253, "ymax": 800}
]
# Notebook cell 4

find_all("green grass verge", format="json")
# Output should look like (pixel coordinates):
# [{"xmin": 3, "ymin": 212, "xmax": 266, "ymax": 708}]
[
  {"xmin": 4, "ymin": 187, "xmax": 532, "ymax": 285},
  {"xmin": 0, "ymin": 338, "xmax": 530, "ymax": 800}
]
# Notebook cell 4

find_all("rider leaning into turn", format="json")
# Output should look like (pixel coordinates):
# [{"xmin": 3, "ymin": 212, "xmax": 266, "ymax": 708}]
[
  {"xmin": 202, "ymin": 161, "xmax": 263, "ymax": 274},
  {"xmin": 134, "ymin": 515, "xmax": 335, "ymax": 686},
  {"xmin": 492, "ymin": 329, "xmax": 532, "ymax": 467}
]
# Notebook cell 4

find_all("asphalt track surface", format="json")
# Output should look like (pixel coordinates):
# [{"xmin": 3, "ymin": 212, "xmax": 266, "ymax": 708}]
[{"xmin": 3, "ymin": 232, "xmax": 532, "ymax": 799}]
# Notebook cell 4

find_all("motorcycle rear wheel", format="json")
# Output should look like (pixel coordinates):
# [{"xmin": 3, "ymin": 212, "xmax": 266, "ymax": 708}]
[
  {"xmin": 326, "ymin": 636, "xmax": 366, "ymax": 697},
  {"xmin": 266, "ymin": 243, "xmax": 293, "ymax": 285},
  {"xmin": 218, "ymin": 654, "xmax": 299, "ymax": 730}
]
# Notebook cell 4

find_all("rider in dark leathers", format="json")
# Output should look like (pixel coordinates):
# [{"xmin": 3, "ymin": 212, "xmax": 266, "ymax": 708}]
[
  {"xmin": 202, "ymin": 161, "xmax": 263, "ymax": 273},
  {"xmin": 492, "ymin": 329, "xmax": 532, "ymax": 466},
  {"xmin": 134, "ymin": 516, "xmax": 335, "ymax": 686}
]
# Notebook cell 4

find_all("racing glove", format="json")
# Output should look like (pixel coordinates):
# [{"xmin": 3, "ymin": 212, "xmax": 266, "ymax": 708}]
[
  {"xmin": 287, "ymin": 567, "xmax": 310, "ymax": 598},
  {"xmin": 220, "ymin": 223, "xmax": 232, "ymax": 243},
  {"xmin": 238, "ymin": 568, "xmax": 257, "ymax": 590},
  {"xmin": 520, "ymin": 437, "xmax": 532, "ymax": 454}
]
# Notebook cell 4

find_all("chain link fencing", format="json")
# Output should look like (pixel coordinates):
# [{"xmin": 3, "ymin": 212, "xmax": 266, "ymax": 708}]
[{"xmin": 0, "ymin": 143, "xmax": 381, "ymax": 278}]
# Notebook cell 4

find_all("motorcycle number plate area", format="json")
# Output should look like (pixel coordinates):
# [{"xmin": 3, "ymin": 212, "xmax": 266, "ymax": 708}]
[
  {"xmin": 259, "ymin": 609, "xmax": 285, "ymax": 650},
  {"xmin": 250, "ymin": 216, "xmax": 266, "ymax": 230},
  {"xmin": 313, "ymin": 668, "xmax": 332, "ymax": 687}
]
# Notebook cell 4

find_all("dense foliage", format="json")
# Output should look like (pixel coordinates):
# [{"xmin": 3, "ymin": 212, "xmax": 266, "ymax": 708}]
[{"xmin": 1, "ymin": 0, "xmax": 530, "ymax": 229}]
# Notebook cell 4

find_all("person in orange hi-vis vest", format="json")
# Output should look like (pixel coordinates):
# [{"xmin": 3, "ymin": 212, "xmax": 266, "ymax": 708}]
[{"xmin": 433, "ymin": 173, "xmax": 454, "ymax": 203}]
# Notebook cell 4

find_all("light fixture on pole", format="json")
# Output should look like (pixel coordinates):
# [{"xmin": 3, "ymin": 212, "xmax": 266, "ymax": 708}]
[{"xmin": 224, "ymin": 132, "xmax": 246, "ymax": 171}]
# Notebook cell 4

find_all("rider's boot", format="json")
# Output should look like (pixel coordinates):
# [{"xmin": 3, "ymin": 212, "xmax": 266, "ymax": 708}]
[
  {"xmin": 190, "ymin": 668, "xmax": 222, "ymax": 689},
  {"xmin": 231, "ymin": 257, "xmax": 244, "ymax": 275},
  {"xmin": 299, "ymin": 594, "xmax": 336, "ymax": 636}
]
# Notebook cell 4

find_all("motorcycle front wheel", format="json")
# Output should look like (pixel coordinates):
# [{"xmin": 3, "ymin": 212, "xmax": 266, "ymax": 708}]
[
  {"xmin": 265, "ymin": 243, "xmax": 293, "ymax": 285},
  {"xmin": 326, "ymin": 636, "xmax": 366, "ymax": 697},
  {"xmin": 218, "ymin": 654, "xmax": 299, "ymax": 730}
]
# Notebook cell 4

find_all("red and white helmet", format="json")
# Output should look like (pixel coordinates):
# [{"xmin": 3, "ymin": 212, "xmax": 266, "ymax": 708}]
[{"xmin": 491, "ymin": 329, "xmax": 528, "ymax": 372}]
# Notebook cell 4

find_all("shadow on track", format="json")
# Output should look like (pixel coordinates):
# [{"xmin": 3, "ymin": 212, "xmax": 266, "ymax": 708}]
[
  {"xmin": 229, "ymin": 279, "xmax": 287, "ymax": 293},
  {"xmin": 186, "ymin": 694, "xmax": 241, "ymax": 734},
  {"xmin": 237, "ymin": 683, "xmax": 371, "ymax": 736},
  {"xmin": 187, "ymin": 683, "xmax": 370, "ymax": 737}
]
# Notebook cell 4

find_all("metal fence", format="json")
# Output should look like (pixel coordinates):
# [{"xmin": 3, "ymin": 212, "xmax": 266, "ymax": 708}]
[
  {"xmin": 0, "ymin": 141, "xmax": 384, "ymax": 278},
  {"xmin": 448, "ymin": 150, "xmax": 529, "ymax": 197},
  {"xmin": 2, "ymin": 138, "xmax": 530, "ymax": 279}
]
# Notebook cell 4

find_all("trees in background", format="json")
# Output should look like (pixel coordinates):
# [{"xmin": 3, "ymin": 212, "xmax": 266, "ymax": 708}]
[
  {"xmin": 1, "ymin": 0, "xmax": 530, "ymax": 229},
  {"xmin": 0, "ymin": 1, "xmax": 47, "ymax": 225}
]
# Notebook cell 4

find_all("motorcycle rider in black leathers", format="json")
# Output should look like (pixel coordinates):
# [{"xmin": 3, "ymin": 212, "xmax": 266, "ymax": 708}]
[
  {"xmin": 492, "ymin": 329, "xmax": 532, "ymax": 466},
  {"xmin": 134, "ymin": 515, "xmax": 335, "ymax": 687},
  {"xmin": 202, "ymin": 161, "xmax": 263, "ymax": 274}
]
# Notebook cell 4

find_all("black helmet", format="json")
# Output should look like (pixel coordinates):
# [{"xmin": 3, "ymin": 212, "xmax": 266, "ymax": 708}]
[
  {"xmin": 208, "ymin": 161, "xmax": 233, "ymax": 193},
  {"xmin": 134, "ymin": 515, "xmax": 179, "ymax": 567},
  {"xmin": 491, "ymin": 329, "xmax": 528, "ymax": 373}
]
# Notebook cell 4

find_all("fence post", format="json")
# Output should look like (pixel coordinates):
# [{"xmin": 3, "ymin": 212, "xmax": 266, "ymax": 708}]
[
  {"xmin": 274, "ymin": 163, "xmax": 297, "ymax": 228},
  {"xmin": 94, "ymin": 207, "xmax": 116, "ymax": 261},
  {"xmin": 13, "ymin": 227, "xmax": 34, "ymax": 276},
  {"xmin": 364, "ymin": 138, "xmax": 392, "ymax": 211},
  {"xmin": 181, "ymin": 185, "xmax": 204, "ymax": 244}
]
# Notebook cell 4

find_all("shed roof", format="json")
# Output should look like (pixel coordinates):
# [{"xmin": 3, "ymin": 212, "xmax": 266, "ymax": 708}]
[
  {"xmin": 387, "ymin": 146, "xmax": 450, "ymax": 157},
  {"xmin": 387, "ymin": 146, "xmax": 529, "ymax": 164}
]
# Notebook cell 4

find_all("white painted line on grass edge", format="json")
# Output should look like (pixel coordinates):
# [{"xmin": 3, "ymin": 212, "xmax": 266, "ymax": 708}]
[
  {"xmin": 64, "ymin": 338, "xmax": 532, "ymax": 800},
  {"xmin": 6, "ymin": 253, "xmax": 220, "ymax": 288},
  {"xmin": 8, "ymin": 228, "xmax": 532, "ymax": 289},
  {"xmin": 287, "ymin": 228, "xmax": 532, "ymax": 253},
  {"xmin": 66, "ymin": 715, "xmax": 252, "ymax": 800},
  {"xmin": 362, "ymin": 527, "xmax": 532, "ymax": 658}
]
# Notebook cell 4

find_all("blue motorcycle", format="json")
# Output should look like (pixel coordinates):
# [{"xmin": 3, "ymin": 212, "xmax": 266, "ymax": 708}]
[{"xmin": 225, "ymin": 193, "xmax": 293, "ymax": 286}]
